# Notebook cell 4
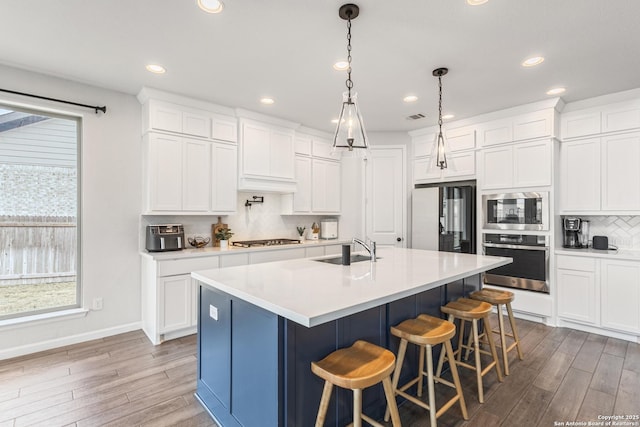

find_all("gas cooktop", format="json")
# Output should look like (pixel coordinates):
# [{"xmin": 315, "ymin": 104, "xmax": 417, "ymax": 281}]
[{"xmin": 231, "ymin": 238, "xmax": 301, "ymax": 248}]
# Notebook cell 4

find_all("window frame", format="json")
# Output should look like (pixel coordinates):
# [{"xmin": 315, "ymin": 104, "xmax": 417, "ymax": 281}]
[{"xmin": 0, "ymin": 101, "xmax": 82, "ymax": 320}]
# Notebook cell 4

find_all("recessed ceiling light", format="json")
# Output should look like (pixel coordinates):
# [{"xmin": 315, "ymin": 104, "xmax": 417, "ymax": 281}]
[
  {"xmin": 260, "ymin": 97, "xmax": 275, "ymax": 105},
  {"xmin": 197, "ymin": 0, "xmax": 224, "ymax": 13},
  {"xmin": 403, "ymin": 95, "xmax": 418, "ymax": 103},
  {"xmin": 522, "ymin": 56, "xmax": 544, "ymax": 67},
  {"xmin": 546, "ymin": 87, "xmax": 566, "ymax": 95},
  {"xmin": 333, "ymin": 61, "xmax": 349, "ymax": 71},
  {"xmin": 145, "ymin": 64, "xmax": 166, "ymax": 74},
  {"xmin": 467, "ymin": 0, "xmax": 488, "ymax": 5},
  {"xmin": 442, "ymin": 114, "xmax": 455, "ymax": 120}
]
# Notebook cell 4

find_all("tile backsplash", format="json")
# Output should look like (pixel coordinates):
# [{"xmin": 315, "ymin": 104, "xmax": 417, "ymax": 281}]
[
  {"xmin": 141, "ymin": 192, "xmax": 331, "ymax": 248},
  {"xmin": 581, "ymin": 216, "xmax": 640, "ymax": 249}
]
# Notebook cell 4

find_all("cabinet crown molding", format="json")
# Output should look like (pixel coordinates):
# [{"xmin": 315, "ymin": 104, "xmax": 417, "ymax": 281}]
[
  {"xmin": 235, "ymin": 108, "xmax": 300, "ymax": 129},
  {"xmin": 137, "ymin": 87, "xmax": 235, "ymax": 117}
]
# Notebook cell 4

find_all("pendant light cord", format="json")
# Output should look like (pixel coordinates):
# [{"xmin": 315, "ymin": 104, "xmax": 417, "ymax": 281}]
[
  {"xmin": 437, "ymin": 74, "xmax": 443, "ymax": 133},
  {"xmin": 346, "ymin": 16, "xmax": 353, "ymax": 100}
]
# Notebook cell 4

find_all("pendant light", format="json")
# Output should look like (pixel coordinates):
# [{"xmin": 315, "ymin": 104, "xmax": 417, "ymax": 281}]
[
  {"xmin": 332, "ymin": 4, "xmax": 369, "ymax": 153},
  {"xmin": 433, "ymin": 67, "xmax": 449, "ymax": 169}
]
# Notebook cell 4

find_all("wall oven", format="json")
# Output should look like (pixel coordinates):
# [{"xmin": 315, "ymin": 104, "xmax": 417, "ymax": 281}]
[
  {"xmin": 482, "ymin": 233, "xmax": 549, "ymax": 294},
  {"xmin": 482, "ymin": 192, "xmax": 549, "ymax": 231}
]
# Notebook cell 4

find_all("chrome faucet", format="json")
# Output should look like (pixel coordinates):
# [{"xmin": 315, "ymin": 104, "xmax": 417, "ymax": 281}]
[{"xmin": 352, "ymin": 237, "xmax": 377, "ymax": 262}]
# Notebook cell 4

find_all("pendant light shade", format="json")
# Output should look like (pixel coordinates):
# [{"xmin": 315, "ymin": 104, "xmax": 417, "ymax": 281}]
[
  {"xmin": 433, "ymin": 67, "xmax": 449, "ymax": 169},
  {"xmin": 334, "ymin": 91, "xmax": 368, "ymax": 151},
  {"xmin": 333, "ymin": 4, "xmax": 369, "ymax": 154}
]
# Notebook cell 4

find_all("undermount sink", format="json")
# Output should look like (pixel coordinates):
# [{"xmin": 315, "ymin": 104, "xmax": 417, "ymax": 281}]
[{"xmin": 314, "ymin": 254, "xmax": 380, "ymax": 265}]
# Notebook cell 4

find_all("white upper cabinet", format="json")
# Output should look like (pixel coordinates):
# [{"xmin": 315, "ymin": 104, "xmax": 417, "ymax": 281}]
[
  {"xmin": 145, "ymin": 134, "xmax": 238, "ymax": 214},
  {"xmin": 561, "ymin": 99, "xmax": 640, "ymax": 139},
  {"xmin": 560, "ymin": 132, "xmax": 640, "ymax": 213},
  {"xmin": 561, "ymin": 111, "xmax": 602, "ymax": 139},
  {"xmin": 411, "ymin": 125, "xmax": 476, "ymax": 184},
  {"xmin": 211, "ymin": 114, "xmax": 238, "ymax": 143},
  {"xmin": 140, "ymin": 91, "xmax": 239, "ymax": 215},
  {"xmin": 238, "ymin": 119, "xmax": 296, "ymax": 193},
  {"xmin": 513, "ymin": 140, "xmax": 552, "ymax": 188},
  {"xmin": 602, "ymin": 104, "xmax": 640, "ymax": 133},
  {"xmin": 182, "ymin": 139, "xmax": 211, "ymax": 211},
  {"xmin": 292, "ymin": 156, "xmax": 312, "ymax": 213},
  {"xmin": 560, "ymin": 138, "xmax": 601, "ymax": 211},
  {"xmin": 477, "ymin": 118, "xmax": 513, "ymax": 147},
  {"xmin": 480, "ymin": 139, "xmax": 552, "ymax": 190},
  {"xmin": 311, "ymin": 159, "xmax": 341, "ymax": 213},
  {"xmin": 601, "ymin": 132, "xmax": 640, "ymax": 211},
  {"xmin": 147, "ymin": 99, "xmax": 210, "ymax": 138},
  {"xmin": 211, "ymin": 143, "xmax": 238, "ymax": 213},
  {"xmin": 480, "ymin": 145, "xmax": 513, "ymax": 190},
  {"xmin": 282, "ymin": 134, "xmax": 340, "ymax": 215},
  {"xmin": 478, "ymin": 110, "xmax": 554, "ymax": 147},
  {"xmin": 147, "ymin": 133, "xmax": 183, "ymax": 211}
]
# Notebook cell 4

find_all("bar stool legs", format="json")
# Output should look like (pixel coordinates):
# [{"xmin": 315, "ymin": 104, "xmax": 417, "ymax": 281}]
[
  {"xmin": 470, "ymin": 288, "xmax": 524, "ymax": 376},
  {"xmin": 384, "ymin": 314, "xmax": 468, "ymax": 427},
  {"xmin": 437, "ymin": 298, "xmax": 504, "ymax": 404}
]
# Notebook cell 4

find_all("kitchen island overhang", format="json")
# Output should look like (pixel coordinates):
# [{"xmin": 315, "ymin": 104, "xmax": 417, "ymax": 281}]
[
  {"xmin": 192, "ymin": 248, "xmax": 512, "ymax": 427},
  {"xmin": 191, "ymin": 247, "xmax": 512, "ymax": 328}
]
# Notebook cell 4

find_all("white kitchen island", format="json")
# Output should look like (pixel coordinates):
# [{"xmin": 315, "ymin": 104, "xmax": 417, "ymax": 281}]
[{"xmin": 191, "ymin": 247, "xmax": 511, "ymax": 427}]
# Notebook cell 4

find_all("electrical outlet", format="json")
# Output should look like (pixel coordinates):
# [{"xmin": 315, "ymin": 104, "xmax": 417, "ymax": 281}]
[
  {"xmin": 209, "ymin": 305, "xmax": 218, "ymax": 321},
  {"xmin": 92, "ymin": 297, "xmax": 103, "ymax": 310}
]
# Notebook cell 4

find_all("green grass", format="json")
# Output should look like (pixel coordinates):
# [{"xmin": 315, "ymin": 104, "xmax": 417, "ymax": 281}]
[{"xmin": 0, "ymin": 282, "xmax": 77, "ymax": 316}]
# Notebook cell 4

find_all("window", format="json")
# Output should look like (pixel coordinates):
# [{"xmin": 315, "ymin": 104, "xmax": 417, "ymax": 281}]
[{"xmin": 0, "ymin": 104, "xmax": 80, "ymax": 320}]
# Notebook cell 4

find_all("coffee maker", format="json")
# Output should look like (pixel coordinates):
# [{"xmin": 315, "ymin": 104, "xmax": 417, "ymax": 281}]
[{"xmin": 563, "ymin": 217, "xmax": 589, "ymax": 248}]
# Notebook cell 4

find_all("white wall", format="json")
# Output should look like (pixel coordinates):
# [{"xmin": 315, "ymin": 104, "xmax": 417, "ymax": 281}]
[{"xmin": 0, "ymin": 64, "xmax": 142, "ymax": 358}]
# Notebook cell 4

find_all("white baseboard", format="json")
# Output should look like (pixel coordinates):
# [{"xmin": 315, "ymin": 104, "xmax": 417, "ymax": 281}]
[
  {"xmin": 0, "ymin": 322, "xmax": 142, "ymax": 360},
  {"xmin": 557, "ymin": 319, "xmax": 640, "ymax": 343}
]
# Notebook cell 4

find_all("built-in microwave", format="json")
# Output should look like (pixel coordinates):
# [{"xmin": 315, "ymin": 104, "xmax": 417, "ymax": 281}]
[{"xmin": 482, "ymin": 192, "xmax": 549, "ymax": 231}]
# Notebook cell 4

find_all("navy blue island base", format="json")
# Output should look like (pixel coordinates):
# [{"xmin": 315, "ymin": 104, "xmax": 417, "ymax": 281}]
[{"xmin": 194, "ymin": 276, "xmax": 479, "ymax": 427}]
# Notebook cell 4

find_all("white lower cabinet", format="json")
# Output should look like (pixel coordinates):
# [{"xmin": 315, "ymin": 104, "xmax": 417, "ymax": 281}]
[
  {"xmin": 556, "ymin": 255, "xmax": 598, "ymax": 324},
  {"xmin": 159, "ymin": 275, "xmax": 194, "ymax": 333},
  {"xmin": 142, "ymin": 255, "xmax": 220, "ymax": 345},
  {"xmin": 556, "ymin": 255, "xmax": 640, "ymax": 337},
  {"xmin": 601, "ymin": 259, "xmax": 640, "ymax": 333},
  {"xmin": 142, "ymin": 243, "xmax": 347, "ymax": 344}
]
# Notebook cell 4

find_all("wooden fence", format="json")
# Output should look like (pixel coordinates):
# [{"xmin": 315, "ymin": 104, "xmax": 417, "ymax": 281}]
[{"xmin": 0, "ymin": 216, "xmax": 76, "ymax": 285}]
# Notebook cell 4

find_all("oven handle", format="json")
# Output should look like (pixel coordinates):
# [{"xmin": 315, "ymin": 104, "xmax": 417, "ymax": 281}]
[{"xmin": 482, "ymin": 243, "xmax": 549, "ymax": 251}]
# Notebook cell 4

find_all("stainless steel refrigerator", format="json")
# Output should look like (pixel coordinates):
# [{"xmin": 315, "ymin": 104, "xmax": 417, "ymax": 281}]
[{"xmin": 411, "ymin": 181, "xmax": 476, "ymax": 254}]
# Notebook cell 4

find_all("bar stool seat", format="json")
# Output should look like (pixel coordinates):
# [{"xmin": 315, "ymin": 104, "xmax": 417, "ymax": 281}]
[
  {"xmin": 385, "ymin": 314, "xmax": 468, "ymax": 427},
  {"xmin": 437, "ymin": 298, "xmax": 503, "ymax": 403},
  {"xmin": 311, "ymin": 340, "xmax": 401, "ymax": 427},
  {"xmin": 470, "ymin": 287, "xmax": 524, "ymax": 375}
]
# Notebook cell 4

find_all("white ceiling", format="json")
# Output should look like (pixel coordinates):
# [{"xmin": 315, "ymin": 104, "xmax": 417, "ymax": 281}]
[{"xmin": 2, "ymin": 0, "xmax": 640, "ymax": 133}]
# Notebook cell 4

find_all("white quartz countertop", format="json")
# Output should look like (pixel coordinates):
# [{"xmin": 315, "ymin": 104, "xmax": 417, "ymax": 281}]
[
  {"xmin": 141, "ymin": 239, "xmax": 350, "ymax": 261},
  {"xmin": 191, "ymin": 247, "xmax": 512, "ymax": 327},
  {"xmin": 555, "ymin": 247, "xmax": 640, "ymax": 261}
]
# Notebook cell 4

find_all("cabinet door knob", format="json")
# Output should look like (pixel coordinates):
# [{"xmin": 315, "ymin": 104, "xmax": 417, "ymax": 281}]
[{"xmin": 396, "ymin": 237, "xmax": 402, "ymax": 242}]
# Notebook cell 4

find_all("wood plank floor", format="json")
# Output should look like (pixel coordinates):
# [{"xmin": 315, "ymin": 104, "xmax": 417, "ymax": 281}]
[{"xmin": 0, "ymin": 316, "xmax": 638, "ymax": 426}]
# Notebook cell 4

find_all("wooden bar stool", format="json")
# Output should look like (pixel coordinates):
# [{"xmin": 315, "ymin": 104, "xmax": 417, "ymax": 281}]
[
  {"xmin": 384, "ymin": 314, "xmax": 468, "ymax": 427},
  {"xmin": 470, "ymin": 287, "xmax": 524, "ymax": 376},
  {"xmin": 436, "ymin": 298, "xmax": 503, "ymax": 403},
  {"xmin": 311, "ymin": 340, "xmax": 401, "ymax": 427}
]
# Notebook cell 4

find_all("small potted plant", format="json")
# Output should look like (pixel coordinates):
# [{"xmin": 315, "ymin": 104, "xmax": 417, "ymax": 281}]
[
  {"xmin": 296, "ymin": 226, "xmax": 306, "ymax": 241},
  {"xmin": 215, "ymin": 228, "xmax": 234, "ymax": 249}
]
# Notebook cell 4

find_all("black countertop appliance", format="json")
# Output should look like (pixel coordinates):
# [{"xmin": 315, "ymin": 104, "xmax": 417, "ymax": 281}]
[{"xmin": 146, "ymin": 224, "xmax": 185, "ymax": 252}]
